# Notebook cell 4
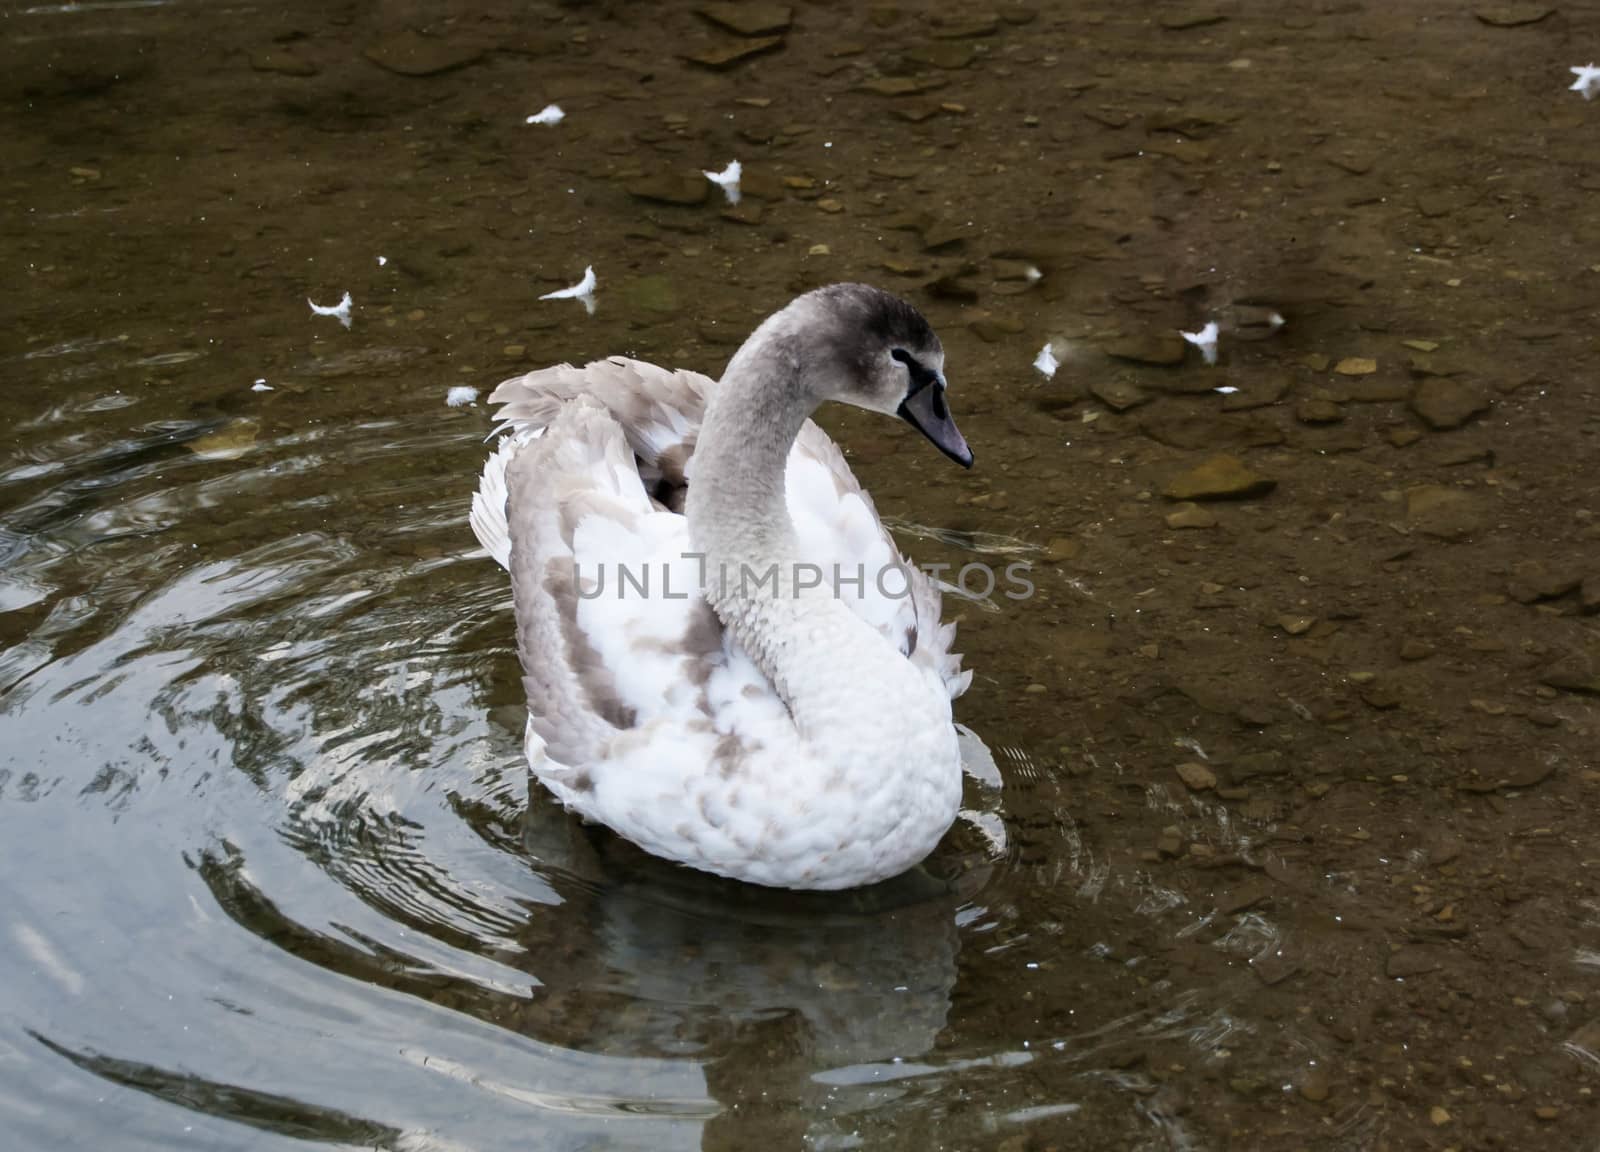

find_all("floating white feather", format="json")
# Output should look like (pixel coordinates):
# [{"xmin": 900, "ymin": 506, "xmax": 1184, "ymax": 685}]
[
  {"xmin": 703, "ymin": 159, "xmax": 742, "ymax": 204},
  {"xmin": 525, "ymin": 103, "xmax": 565, "ymax": 125},
  {"xmin": 539, "ymin": 266, "xmax": 597, "ymax": 315},
  {"xmin": 308, "ymin": 291, "xmax": 353, "ymax": 329},
  {"xmin": 1180, "ymin": 321, "xmax": 1219, "ymax": 366},
  {"xmin": 1571, "ymin": 64, "xmax": 1600, "ymax": 100},
  {"xmin": 446, "ymin": 386, "xmax": 479, "ymax": 408},
  {"xmin": 1032, "ymin": 342, "xmax": 1059, "ymax": 378}
]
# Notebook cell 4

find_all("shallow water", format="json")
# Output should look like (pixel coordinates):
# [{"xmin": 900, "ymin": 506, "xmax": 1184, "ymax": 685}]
[{"xmin": 4, "ymin": 1, "xmax": 1600, "ymax": 1149}]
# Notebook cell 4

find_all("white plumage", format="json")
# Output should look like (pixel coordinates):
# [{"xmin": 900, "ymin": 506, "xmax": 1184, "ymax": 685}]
[{"xmin": 471, "ymin": 286, "xmax": 982, "ymax": 889}]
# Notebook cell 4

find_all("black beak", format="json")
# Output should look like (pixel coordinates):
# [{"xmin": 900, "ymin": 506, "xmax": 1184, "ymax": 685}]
[{"xmin": 898, "ymin": 379, "xmax": 973, "ymax": 468}]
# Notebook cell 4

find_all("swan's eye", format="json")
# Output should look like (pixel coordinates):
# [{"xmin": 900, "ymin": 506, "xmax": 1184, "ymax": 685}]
[{"xmin": 890, "ymin": 348, "xmax": 913, "ymax": 367}]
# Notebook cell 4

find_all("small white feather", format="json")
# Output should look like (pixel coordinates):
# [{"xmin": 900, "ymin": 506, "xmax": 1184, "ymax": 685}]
[
  {"xmin": 1180, "ymin": 321, "xmax": 1220, "ymax": 366},
  {"xmin": 539, "ymin": 266, "xmax": 597, "ymax": 315},
  {"xmin": 1032, "ymin": 342, "xmax": 1059, "ymax": 378},
  {"xmin": 307, "ymin": 291, "xmax": 353, "ymax": 329},
  {"xmin": 446, "ymin": 386, "xmax": 479, "ymax": 408},
  {"xmin": 703, "ymin": 159, "xmax": 742, "ymax": 204},
  {"xmin": 1571, "ymin": 64, "xmax": 1600, "ymax": 100},
  {"xmin": 525, "ymin": 103, "xmax": 566, "ymax": 125}
]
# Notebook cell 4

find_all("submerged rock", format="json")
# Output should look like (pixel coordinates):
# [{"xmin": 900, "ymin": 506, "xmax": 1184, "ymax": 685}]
[
  {"xmin": 696, "ymin": 3, "xmax": 793, "ymax": 36},
  {"xmin": 1163, "ymin": 455, "xmax": 1276, "ymax": 501},
  {"xmin": 1411, "ymin": 379, "xmax": 1490, "ymax": 430},
  {"xmin": 364, "ymin": 31, "xmax": 484, "ymax": 76}
]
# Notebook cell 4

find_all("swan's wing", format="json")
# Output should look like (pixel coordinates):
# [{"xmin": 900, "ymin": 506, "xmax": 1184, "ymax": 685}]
[
  {"xmin": 503, "ymin": 399, "xmax": 726, "ymax": 768},
  {"xmin": 788, "ymin": 423, "xmax": 972, "ymax": 700},
  {"xmin": 473, "ymin": 358, "xmax": 710, "ymax": 566},
  {"xmin": 489, "ymin": 357, "xmax": 708, "ymax": 509}
]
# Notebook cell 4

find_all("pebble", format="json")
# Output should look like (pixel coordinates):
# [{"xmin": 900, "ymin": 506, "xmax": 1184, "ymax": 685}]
[
  {"xmin": 1389, "ymin": 948, "xmax": 1443, "ymax": 979},
  {"xmin": 1539, "ymin": 653, "xmax": 1600, "ymax": 695},
  {"xmin": 1105, "ymin": 333, "xmax": 1186, "ymax": 366},
  {"xmin": 1399, "ymin": 638, "xmax": 1435, "ymax": 661},
  {"xmin": 1334, "ymin": 357, "xmax": 1377, "ymax": 376},
  {"xmin": 1176, "ymin": 761, "xmax": 1217, "ymax": 791},
  {"xmin": 695, "ymin": 2, "xmax": 793, "ymax": 36},
  {"xmin": 1473, "ymin": 5, "xmax": 1554, "ymax": 27},
  {"xmin": 1429, "ymin": 1105, "xmax": 1452, "ymax": 1126},
  {"xmin": 1089, "ymin": 377, "xmax": 1150, "ymax": 411},
  {"xmin": 1220, "ymin": 378, "xmax": 1289, "ymax": 411},
  {"xmin": 1163, "ymin": 455, "xmax": 1276, "ymax": 501},
  {"xmin": 1295, "ymin": 398, "xmax": 1343, "ymax": 424},
  {"xmin": 684, "ymin": 35, "xmax": 784, "ymax": 69},
  {"xmin": 1404, "ymin": 485, "xmax": 1482, "ymax": 539},
  {"xmin": 1159, "ymin": 8, "xmax": 1226, "ymax": 30},
  {"xmin": 1165, "ymin": 502, "xmax": 1217, "ymax": 529},
  {"xmin": 1277, "ymin": 615, "xmax": 1315, "ymax": 636},
  {"xmin": 1411, "ymin": 379, "xmax": 1490, "ymax": 430},
  {"xmin": 1042, "ymin": 537, "xmax": 1079, "ymax": 562},
  {"xmin": 364, "ymin": 31, "xmax": 484, "ymax": 76},
  {"xmin": 1297, "ymin": 1070, "xmax": 1331, "ymax": 1103},
  {"xmin": 1506, "ymin": 561, "xmax": 1581, "ymax": 604},
  {"xmin": 626, "ymin": 173, "xmax": 709, "ymax": 206}
]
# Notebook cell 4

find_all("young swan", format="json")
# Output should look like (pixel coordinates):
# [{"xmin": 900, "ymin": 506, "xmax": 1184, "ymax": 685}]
[{"xmin": 472, "ymin": 284, "xmax": 977, "ymax": 889}]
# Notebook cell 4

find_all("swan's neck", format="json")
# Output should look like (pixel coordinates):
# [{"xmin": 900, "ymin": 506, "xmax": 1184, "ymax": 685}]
[{"xmin": 686, "ymin": 321, "xmax": 811, "ymax": 577}]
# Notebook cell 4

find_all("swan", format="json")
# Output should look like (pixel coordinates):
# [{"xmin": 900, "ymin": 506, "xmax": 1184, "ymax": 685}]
[{"xmin": 470, "ymin": 283, "xmax": 978, "ymax": 890}]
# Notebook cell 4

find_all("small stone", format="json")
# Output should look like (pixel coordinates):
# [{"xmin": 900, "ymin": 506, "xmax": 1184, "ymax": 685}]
[
  {"xmin": 1159, "ymin": 8, "xmax": 1226, "ymax": 30},
  {"xmin": 502, "ymin": 344, "xmax": 526, "ymax": 359},
  {"xmin": 1295, "ymin": 398, "xmax": 1343, "ymax": 424},
  {"xmin": 1163, "ymin": 455, "xmax": 1276, "ymax": 501},
  {"xmin": 908, "ymin": 41, "xmax": 975, "ymax": 69},
  {"xmin": 1539, "ymin": 653, "xmax": 1600, "ymax": 695},
  {"xmin": 1303, "ymin": 353, "xmax": 1331, "ymax": 372},
  {"xmin": 1404, "ymin": 485, "xmax": 1482, "ymax": 539},
  {"xmin": 1176, "ymin": 762, "xmax": 1217, "ymax": 791},
  {"xmin": 1506, "ymin": 561, "xmax": 1581, "ymax": 604},
  {"xmin": 695, "ymin": 3, "xmax": 793, "ymax": 36},
  {"xmin": 1411, "ymin": 379, "xmax": 1490, "ymax": 430},
  {"xmin": 1473, "ymin": 5, "xmax": 1554, "ymax": 27},
  {"xmin": 928, "ymin": 13, "xmax": 1000, "ymax": 37},
  {"xmin": 1220, "ymin": 379, "xmax": 1289, "ymax": 411},
  {"xmin": 1429, "ymin": 1106, "xmax": 1451, "ymax": 1127},
  {"xmin": 1157, "ymin": 830, "xmax": 1184, "ymax": 857},
  {"xmin": 1297, "ymin": 1070, "xmax": 1331, "ymax": 1103},
  {"xmin": 1387, "ymin": 426, "xmax": 1424, "ymax": 448},
  {"xmin": 816, "ymin": 198, "xmax": 844, "ymax": 213},
  {"xmin": 1042, "ymin": 537, "xmax": 1079, "ymax": 562},
  {"xmin": 1534, "ymin": 1106, "xmax": 1560, "ymax": 1121},
  {"xmin": 967, "ymin": 315, "xmax": 1024, "ymax": 342},
  {"xmin": 1399, "ymin": 639, "xmax": 1435, "ymax": 661},
  {"xmin": 1089, "ymin": 377, "xmax": 1150, "ymax": 411},
  {"xmin": 626, "ymin": 173, "xmax": 709, "ymax": 206},
  {"xmin": 1277, "ymin": 615, "xmax": 1315, "ymax": 636},
  {"xmin": 1165, "ymin": 502, "xmax": 1217, "ymax": 530},
  {"xmin": 1334, "ymin": 357, "xmax": 1378, "ymax": 376},
  {"xmin": 1402, "ymin": 339, "xmax": 1440, "ymax": 353},
  {"xmin": 1105, "ymin": 333, "xmax": 1186, "ymax": 366},
  {"xmin": 858, "ymin": 76, "xmax": 945, "ymax": 96},
  {"xmin": 364, "ymin": 30, "xmax": 484, "ymax": 76},
  {"xmin": 1389, "ymin": 948, "xmax": 1443, "ymax": 979},
  {"xmin": 684, "ymin": 35, "xmax": 785, "ymax": 70}
]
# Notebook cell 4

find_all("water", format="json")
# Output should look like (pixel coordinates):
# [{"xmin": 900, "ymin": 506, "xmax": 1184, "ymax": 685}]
[{"xmin": 5, "ymin": 2, "xmax": 1600, "ymax": 1149}]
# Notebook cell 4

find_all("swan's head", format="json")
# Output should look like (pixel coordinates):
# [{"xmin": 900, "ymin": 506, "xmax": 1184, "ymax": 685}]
[{"xmin": 793, "ymin": 283, "xmax": 973, "ymax": 469}]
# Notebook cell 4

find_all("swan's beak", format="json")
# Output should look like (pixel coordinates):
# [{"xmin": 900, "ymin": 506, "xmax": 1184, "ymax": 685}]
[{"xmin": 898, "ymin": 379, "xmax": 973, "ymax": 468}]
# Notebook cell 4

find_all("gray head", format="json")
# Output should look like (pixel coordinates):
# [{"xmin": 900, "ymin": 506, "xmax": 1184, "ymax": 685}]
[{"xmin": 781, "ymin": 283, "xmax": 972, "ymax": 468}]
